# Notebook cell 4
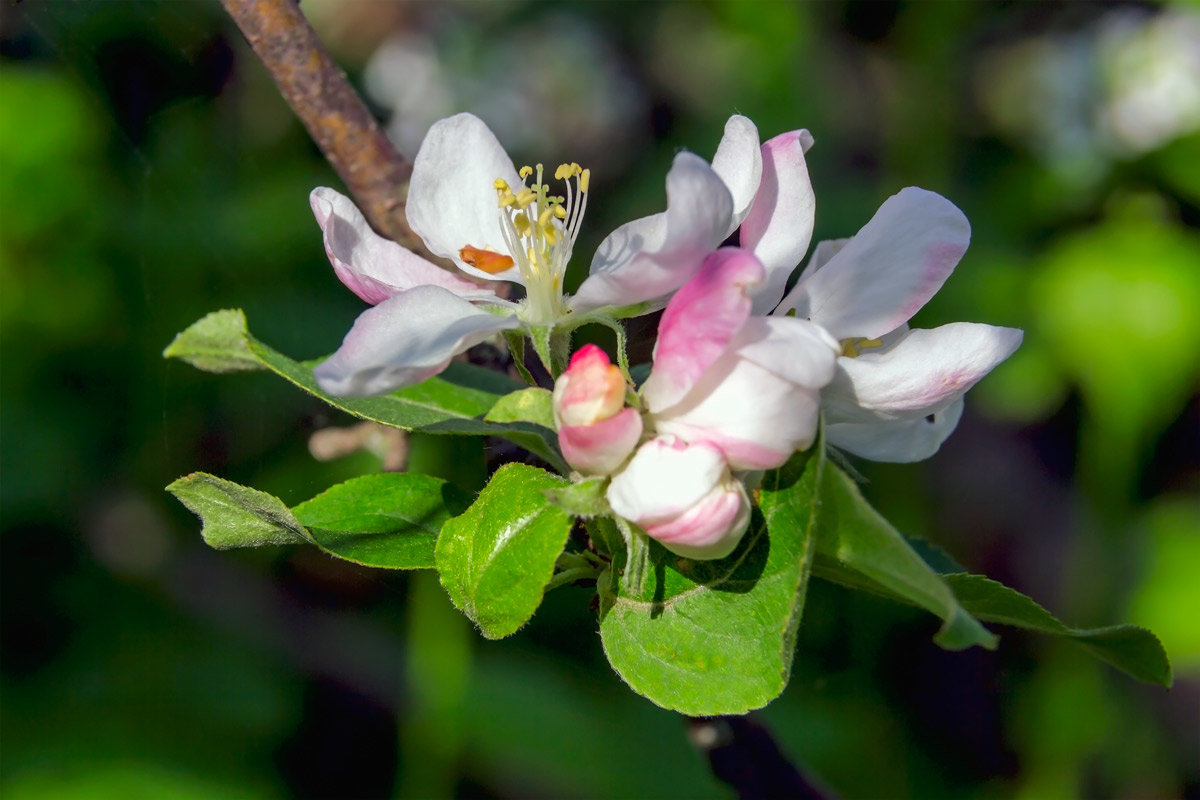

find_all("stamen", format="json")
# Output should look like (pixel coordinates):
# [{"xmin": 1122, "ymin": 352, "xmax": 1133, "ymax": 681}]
[
  {"xmin": 460, "ymin": 245, "xmax": 515, "ymax": 275},
  {"xmin": 476, "ymin": 159, "xmax": 594, "ymax": 322},
  {"xmin": 839, "ymin": 337, "xmax": 884, "ymax": 358}
]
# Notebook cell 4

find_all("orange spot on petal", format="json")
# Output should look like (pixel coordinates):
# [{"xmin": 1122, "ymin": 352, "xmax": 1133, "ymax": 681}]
[{"xmin": 459, "ymin": 245, "xmax": 514, "ymax": 274}]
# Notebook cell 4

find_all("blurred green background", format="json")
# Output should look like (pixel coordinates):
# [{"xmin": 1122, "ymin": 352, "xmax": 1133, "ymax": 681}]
[{"xmin": 2, "ymin": 1, "xmax": 1198, "ymax": 798}]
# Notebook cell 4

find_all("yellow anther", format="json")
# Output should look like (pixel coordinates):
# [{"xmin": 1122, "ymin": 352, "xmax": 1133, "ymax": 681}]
[
  {"xmin": 514, "ymin": 214, "xmax": 532, "ymax": 236},
  {"xmin": 542, "ymin": 225, "xmax": 558, "ymax": 245},
  {"xmin": 515, "ymin": 188, "xmax": 536, "ymax": 209},
  {"xmin": 519, "ymin": 166, "xmax": 533, "ymax": 179},
  {"xmin": 553, "ymin": 205, "xmax": 567, "ymax": 219},
  {"xmin": 497, "ymin": 190, "xmax": 516, "ymax": 208},
  {"xmin": 555, "ymin": 163, "xmax": 572, "ymax": 180},
  {"xmin": 527, "ymin": 247, "xmax": 539, "ymax": 266},
  {"xmin": 538, "ymin": 207, "xmax": 555, "ymax": 227},
  {"xmin": 459, "ymin": 246, "xmax": 515, "ymax": 275},
  {"xmin": 579, "ymin": 168, "xmax": 591, "ymax": 193},
  {"xmin": 494, "ymin": 178, "xmax": 509, "ymax": 191}
]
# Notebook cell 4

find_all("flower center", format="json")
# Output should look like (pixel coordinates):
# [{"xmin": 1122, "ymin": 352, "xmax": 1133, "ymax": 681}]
[{"xmin": 491, "ymin": 162, "xmax": 590, "ymax": 322}]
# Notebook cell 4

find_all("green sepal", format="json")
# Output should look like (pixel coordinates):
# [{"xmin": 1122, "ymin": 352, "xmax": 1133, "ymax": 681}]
[{"xmin": 542, "ymin": 478, "xmax": 609, "ymax": 517}]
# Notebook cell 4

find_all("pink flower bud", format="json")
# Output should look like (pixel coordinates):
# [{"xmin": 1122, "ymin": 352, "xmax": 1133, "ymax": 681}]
[
  {"xmin": 553, "ymin": 345, "xmax": 642, "ymax": 475},
  {"xmin": 553, "ymin": 345, "xmax": 626, "ymax": 427},
  {"xmin": 606, "ymin": 437, "xmax": 751, "ymax": 560}
]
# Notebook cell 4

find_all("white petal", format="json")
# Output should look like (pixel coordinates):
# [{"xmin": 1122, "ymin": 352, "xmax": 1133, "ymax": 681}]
[
  {"xmin": 741, "ymin": 130, "xmax": 817, "ymax": 315},
  {"xmin": 310, "ymin": 187, "xmax": 493, "ymax": 304},
  {"xmin": 778, "ymin": 187, "xmax": 970, "ymax": 340},
  {"xmin": 728, "ymin": 316, "xmax": 839, "ymax": 392},
  {"xmin": 653, "ymin": 353, "xmax": 823, "ymax": 471},
  {"xmin": 827, "ymin": 398, "xmax": 964, "ymax": 463},
  {"xmin": 313, "ymin": 285, "xmax": 519, "ymax": 396},
  {"xmin": 710, "ymin": 115, "xmax": 762, "ymax": 237},
  {"xmin": 406, "ymin": 113, "xmax": 525, "ymax": 283},
  {"xmin": 791, "ymin": 237, "xmax": 849, "ymax": 285},
  {"xmin": 571, "ymin": 152, "xmax": 733, "ymax": 312},
  {"xmin": 606, "ymin": 437, "xmax": 726, "ymax": 522},
  {"xmin": 824, "ymin": 323, "xmax": 1024, "ymax": 424},
  {"xmin": 642, "ymin": 248, "xmax": 763, "ymax": 412}
]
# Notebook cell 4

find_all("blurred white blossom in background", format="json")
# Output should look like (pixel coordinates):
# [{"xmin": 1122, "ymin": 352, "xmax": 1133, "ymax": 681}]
[
  {"xmin": 363, "ymin": 14, "xmax": 647, "ymax": 168},
  {"xmin": 977, "ymin": 7, "xmax": 1200, "ymax": 184}
]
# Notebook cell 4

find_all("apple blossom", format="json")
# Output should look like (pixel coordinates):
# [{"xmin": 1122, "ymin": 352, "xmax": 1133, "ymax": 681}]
[
  {"xmin": 606, "ymin": 436, "xmax": 751, "ymax": 561},
  {"xmin": 708, "ymin": 123, "xmax": 1023, "ymax": 462},
  {"xmin": 313, "ymin": 113, "xmax": 765, "ymax": 397},
  {"xmin": 552, "ymin": 344, "xmax": 642, "ymax": 475},
  {"xmin": 640, "ymin": 248, "xmax": 839, "ymax": 471}
]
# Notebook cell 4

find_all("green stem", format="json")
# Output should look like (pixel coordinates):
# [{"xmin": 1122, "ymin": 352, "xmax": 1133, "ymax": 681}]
[
  {"xmin": 544, "ymin": 566, "xmax": 603, "ymax": 593},
  {"xmin": 616, "ymin": 517, "xmax": 650, "ymax": 596}
]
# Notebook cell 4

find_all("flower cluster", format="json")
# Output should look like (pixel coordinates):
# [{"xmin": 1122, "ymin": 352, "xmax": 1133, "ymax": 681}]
[{"xmin": 312, "ymin": 113, "xmax": 1022, "ymax": 560}]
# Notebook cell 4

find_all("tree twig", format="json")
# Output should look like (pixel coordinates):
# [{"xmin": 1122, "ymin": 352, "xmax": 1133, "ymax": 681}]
[{"xmin": 219, "ymin": 0, "xmax": 430, "ymax": 256}]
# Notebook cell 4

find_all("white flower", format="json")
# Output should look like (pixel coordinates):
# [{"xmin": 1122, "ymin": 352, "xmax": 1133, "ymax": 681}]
[
  {"xmin": 640, "ymin": 248, "xmax": 838, "ymax": 471},
  {"xmin": 711, "ymin": 124, "xmax": 1024, "ymax": 462},
  {"xmin": 606, "ymin": 436, "xmax": 751, "ymax": 560},
  {"xmin": 313, "ymin": 113, "xmax": 761, "ymax": 396}
]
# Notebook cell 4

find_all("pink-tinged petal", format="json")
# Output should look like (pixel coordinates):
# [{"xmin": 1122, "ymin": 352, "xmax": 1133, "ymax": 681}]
[
  {"xmin": 792, "ymin": 237, "xmax": 848, "ymax": 285},
  {"xmin": 642, "ymin": 249, "xmax": 765, "ymax": 411},
  {"xmin": 779, "ymin": 187, "xmax": 970, "ymax": 340},
  {"xmin": 710, "ymin": 115, "xmax": 762, "ymax": 236},
  {"xmin": 827, "ymin": 398, "xmax": 964, "ymax": 463},
  {"xmin": 553, "ymin": 344, "xmax": 626, "ymax": 427},
  {"xmin": 313, "ymin": 285, "xmax": 519, "ymax": 396},
  {"xmin": 823, "ymin": 323, "xmax": 1024, "ymax": 424},
  {"xmin": 572, "ymin": 152, "xmax": 734, "ymax": 312},
  {"xmin": 607, "ymin": 438, "xmax": 726, "ymax": 521},
  {"xmin": 406, "ymin": 113, "xmax": 525, "ymax": 283},
  {"xmin": 310, "ymin": 187, "xmax": 491, "ymax": 305},
  {"xmin": 653, "ymin": 353, "xmax": 823, "ymax": 471},
  {"xmin": 740, "ymin": 130, "xmax": 817, "ymax": 315},
  {"xmin": 642, "ymin": 482, "xmax": 750, "ymax": 561},
  {"xmin": 727, "ymin": 316, "xmax": 839, "ymax": 392},
  {"xmin": 607, "ymin": 438, "xmax": 749, "ymax": 560},
  {"xmin": 558, "ymin": 408, "xmax": 643, "ymax": 476}
]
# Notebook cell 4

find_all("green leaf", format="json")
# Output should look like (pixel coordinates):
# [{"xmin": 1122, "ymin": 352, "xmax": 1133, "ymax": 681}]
[
  {"xmin": 484, "ymin": 387, "xmax": 555, "ymax": 429},
  {"xmin": 292, "ymin": 473, "xmax": 471, "ymax": 569},
  {"xmin": 598, "ymin": 445, "xmax": 824, "ymax": 716},
  {"xmin": 542, "ymin": 478, "xmax": 609, "ymax": 517},
  {"xmin": 814, "ymin": 462, "xmax": 998, "ymax": 651},
  {"xmin": 168, "ymin": 472, "xmax": 464, "ymax": 570},
  {"xmin": 162, "ymin": 309, "xmax": 263, "ymax": 373},
  {"xmin": 166, "ymin": 472, "xmax": 308, "ymax": 550},
  {"xmin": 164, "ymin": 309, "xmax": 566, "ymax": 471},
  {"xmin": 944, "ymin": 574, "xmax": 1172, "ymax": 687},
  {"xmin": 436, "ymin": 463, "xmax": 573, "ymax": 639}
]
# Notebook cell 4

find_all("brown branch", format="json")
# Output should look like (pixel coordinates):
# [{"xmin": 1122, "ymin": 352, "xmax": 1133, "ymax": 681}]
[{"xmin": 219, "ymin": 0, "xmax": 428, "ymax": 255}]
